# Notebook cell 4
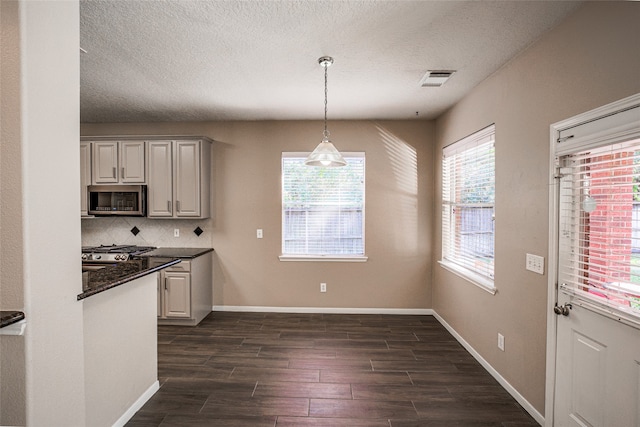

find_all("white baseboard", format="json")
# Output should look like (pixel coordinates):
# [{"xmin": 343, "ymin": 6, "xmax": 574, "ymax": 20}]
[
  {"xmin": 213, "ymin": 305, "xmax": 434, "ymax": 315},
  {"xmin": 432, "ymin": 312, "xmax": 544, "ymax": 426},
  {"xmin": 112, "ymin": 380, "xmax": 160, "ymax": 427}
]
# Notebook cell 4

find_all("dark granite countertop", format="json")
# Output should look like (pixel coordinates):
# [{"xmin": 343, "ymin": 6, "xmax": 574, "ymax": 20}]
[
  {"xmin": 78, "ymin": 256, "xmax": 180, "ymax": 301},
  {"xmin": 0, "ymin": 311, "xmax": 25, "ymax": 328},
  {"xmin": 141, "ymin": 247, "xmax": 213, "ymax": 259}
]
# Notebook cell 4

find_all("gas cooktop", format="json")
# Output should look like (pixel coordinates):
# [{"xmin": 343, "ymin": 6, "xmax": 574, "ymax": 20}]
[{"xmin": 81, "ymin": 245, "xmax": 156, "ymax": 262}]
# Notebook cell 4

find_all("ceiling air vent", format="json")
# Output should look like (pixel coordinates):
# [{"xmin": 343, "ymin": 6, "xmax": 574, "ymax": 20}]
[{"xmin": 420, "ymin": 70, "xmax": 456, "ymax": 87}]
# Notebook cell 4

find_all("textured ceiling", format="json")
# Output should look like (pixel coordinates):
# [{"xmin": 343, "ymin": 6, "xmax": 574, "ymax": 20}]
[{"xmin": 80, "ymin": 0, "xmax": 582, "ymax": 123}]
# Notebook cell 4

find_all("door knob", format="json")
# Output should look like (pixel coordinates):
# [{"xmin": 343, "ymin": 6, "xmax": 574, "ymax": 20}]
[{"xmin": 554, "ymin": 303, "xmax": 572, "ymax": 316}]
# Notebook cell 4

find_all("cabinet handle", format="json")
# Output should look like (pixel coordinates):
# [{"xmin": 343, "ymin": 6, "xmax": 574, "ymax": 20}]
[
  {"xmin": 113, "ymin": 167, "xmax": 117, "ymax": 179},
  {"xmin": 164, "ymin": 277, "xmax": 168, "ymax": 290},
  {"xmin": 122, "ymin": 167, "xmax": 125, "ymax": 178},
  {"xmin": 176, "ymin": 201, "xmax": 180, "ymax": 212},
  {"xmin": 168, "ymin": 201, "xmax": 172, "ymax": 212}
]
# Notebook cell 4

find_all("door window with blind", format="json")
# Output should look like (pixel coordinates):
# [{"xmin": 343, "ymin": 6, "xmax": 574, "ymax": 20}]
[
  {"xmin": 441, "ymin": 125, "xmax": 495, "ymax": 290},
  {"xmin": 281, "ymin": 153, "xmax": 365, "ymax": 261},
  {"xmin": 558, "ymin": 137, "xmax": 640, "ymax": 320}
]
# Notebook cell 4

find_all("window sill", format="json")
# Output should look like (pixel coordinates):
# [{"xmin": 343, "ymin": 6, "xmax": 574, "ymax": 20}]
[
  {"xmin": 279, "ymin": 255, "xmax": 368, "ymax": 262},
  {"xmin": 438, "ymin": 260, "xmax": 496, "ymax": 295}
]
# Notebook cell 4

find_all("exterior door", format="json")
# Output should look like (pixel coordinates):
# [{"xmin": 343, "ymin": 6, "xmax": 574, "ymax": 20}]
[
  {"xmin": 550, "ymin": 94, "xmax": 640, "ymax": 426},
  {"xmin": 554, "ymin": 291, "xmax": 640, "ymax": 426}
]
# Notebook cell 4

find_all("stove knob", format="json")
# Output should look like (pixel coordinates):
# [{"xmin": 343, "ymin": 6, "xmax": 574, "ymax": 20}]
[
  {"xmin": 81, "ymin": 254, "xmax": 88, "ymax": 260},
  {"xmin": 116, "ymin": 254, "xmax": 123, "ymax": 260},
  {"xmin": 95, "ymin": 255, "xmax": 101, "ymax": 260}
]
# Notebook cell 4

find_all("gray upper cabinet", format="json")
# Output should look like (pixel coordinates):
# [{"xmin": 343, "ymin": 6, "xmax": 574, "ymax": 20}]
[
  {"xmin": 175, "ymin": 140, "xmax": 203, "ymax": 217},
  {"xmin": 120, "ymin": 141, "xmax": 146, "ymax": 183},
  {"xmin": 147, "ymin": 140, "xmax": 174, "ymax": 217},
  {"xmin": 80, "ymin": 141, "xmax": 92, "ymax": 216},
  {"xmin": 82, "ymin": 136, "xmax": 212, "ymax": 219},
  {"xmin": 147, "ymin": 138, "xmax": 212, "ymax": 219},
  {"xmin": 92, "ymin": 140, "xmax": 145, "ymax": 184},
  {"xmin": 92, "ymin": 141, "xmax": 118, "ymax": 183}
]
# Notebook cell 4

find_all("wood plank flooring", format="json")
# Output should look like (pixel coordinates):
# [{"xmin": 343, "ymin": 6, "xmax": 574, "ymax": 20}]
[{"xmin": 126, "ymin": 312, "xmax": 539, "ymax": 427}]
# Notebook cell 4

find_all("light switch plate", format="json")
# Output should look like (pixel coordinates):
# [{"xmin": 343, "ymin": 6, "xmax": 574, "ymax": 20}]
[
  {"xmin": 257, "ymin": 229, "xmax": 263, "ymax": 239},
  {"xmin": 526, "ymin": 253, "xmax": 544, "ymax": 275}
]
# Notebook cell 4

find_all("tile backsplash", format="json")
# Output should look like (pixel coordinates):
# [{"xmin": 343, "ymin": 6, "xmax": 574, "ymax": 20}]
[{"xmin": 81, "ymin": 217, "xmax": 213, "ymax": 248}]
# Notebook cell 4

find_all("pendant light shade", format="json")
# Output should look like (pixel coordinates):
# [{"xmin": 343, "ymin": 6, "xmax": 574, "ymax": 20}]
[
  {"xmin": 305, "ymin": 56, "xmax": 346, "ymax": 167},
  {"xmin": 305, "ymin": 137, "xmax": 347, "ymax": 167}
]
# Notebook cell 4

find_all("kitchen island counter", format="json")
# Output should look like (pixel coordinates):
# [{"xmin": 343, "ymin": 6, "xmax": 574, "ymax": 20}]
[
  {"xmin": 141, "ymin": 247, "xmax": 213, "ymax": 259},
  {"xmin": 0, "ymin": 311, "xmax": 25, "ymax": 328},
  {"xmin": 78, "ymin": 257, "xmax": 180, "ymax": 301}
]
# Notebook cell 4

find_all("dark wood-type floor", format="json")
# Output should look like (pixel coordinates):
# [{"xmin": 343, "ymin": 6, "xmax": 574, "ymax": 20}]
[{"xmin": 126, "ymin": 312, "xmax": 539, "ymax": 427}]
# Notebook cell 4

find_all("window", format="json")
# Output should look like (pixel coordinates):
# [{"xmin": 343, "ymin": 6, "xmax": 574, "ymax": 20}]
[
  {"xmin": 441, "ymin": 125, "xmax": 495, "ymax": 290},
  {"xmin": 558, "ymin": 138, "xmax": 640, "ymax": 319},
  {"xmin": 281, "ymin": 152, "xmax": 366, "ymax": 261}
]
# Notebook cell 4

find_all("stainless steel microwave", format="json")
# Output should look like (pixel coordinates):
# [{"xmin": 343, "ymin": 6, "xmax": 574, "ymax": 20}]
[{"xmin": 88, "ymin": 185, "xmax": 146, "ymax": 216}]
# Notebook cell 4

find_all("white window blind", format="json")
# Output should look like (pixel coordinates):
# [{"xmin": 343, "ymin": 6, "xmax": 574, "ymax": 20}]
[
  {"xmin": 282, "ymin": 153, "xmax": 365, "ymax": 257},
  {"xmin": 442, "ymin": 125, "xmax": 495, "ymax": 286},
  {"xmin": 558, "ymin": 138, "xmax": 640, "ymax": 319}
]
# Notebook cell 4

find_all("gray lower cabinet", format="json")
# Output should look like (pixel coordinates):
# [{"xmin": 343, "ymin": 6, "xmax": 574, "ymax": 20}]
[
  {"xmin": 162, "ymin": 267, "xmax": 191, "ymax": 318},
  {"xmin": 155, "ymin": 251, "xmax": 212, "ymax": 326}
]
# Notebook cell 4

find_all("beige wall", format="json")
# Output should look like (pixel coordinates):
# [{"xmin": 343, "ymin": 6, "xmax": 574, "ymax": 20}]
[
  {"xmin": 81, "ymin": 120, "xmax": 435, "ymax": 310},
  {"xmin": 433, "ymin": 1, "xmax": 640, "ymax": 414},
  {"xmin": 1, "ymin": 1, "xmax": 87, "ymax": 425},
  {"xmin": 0, "ymin": 0, "xmax": 23, "ymax": 310},
  {"xmin": 0, "ymin": 1, "xmax": 26, "ymax": 424}
]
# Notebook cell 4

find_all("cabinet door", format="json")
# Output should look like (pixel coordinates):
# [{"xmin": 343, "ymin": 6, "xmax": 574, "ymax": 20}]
[
  {"xmin": 120, "ymin": 141, "xmax": 145, "ymax": 183},
  {"xmin": 80, "ymin": 142, "xmax": 91, "ymax": 215},
  {"xmin": 93, "ymin": 141, "xmax": 118, "ymax": 183},
  {"xmin": 147, "ymin": 141, "xmax": 173, "ymax": 217},
  {"xmin": 157, "ymin": 274, "xmax": 163, "ymax": 318},
  {"xmin": 163, "ymin": 272, "xmax": 191, "ymax": 318},
  {"xmin": 174, "ymin": 140, "xmax": 201, "ymax": 217}
]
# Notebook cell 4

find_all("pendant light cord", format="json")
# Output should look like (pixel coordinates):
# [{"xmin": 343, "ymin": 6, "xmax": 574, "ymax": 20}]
[
  {"xmin": 323, "ymin": 61, "xmax": 329, "ymax": 139},
  {"xmin": 305, "ymin": 56, "xmax": 345, "ymax": 167}
]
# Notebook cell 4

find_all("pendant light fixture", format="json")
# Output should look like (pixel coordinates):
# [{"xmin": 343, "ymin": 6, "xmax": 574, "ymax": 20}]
[{"xmin": 305, "ymin": 56, "xmax": 347, "ymax": 167}]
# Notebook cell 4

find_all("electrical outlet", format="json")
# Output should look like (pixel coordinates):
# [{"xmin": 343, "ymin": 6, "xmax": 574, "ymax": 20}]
[
  {"xmin": 174, "ymin": 228, "xmax": 180, "ymax": 237},
  {"xmin": 257, "ymin": 229, "xmax": 263, "ymax": 239},
  {"xmin": 526, "ymin": 253, "xmax": 544, "ymax": 275},
  {"xmin": 320, "ymin": 283, "xmax": 327, "ymax": 293},
  {"xmin": 498, "ymin": 333, "xmax": 505, "ymax": 351}
]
